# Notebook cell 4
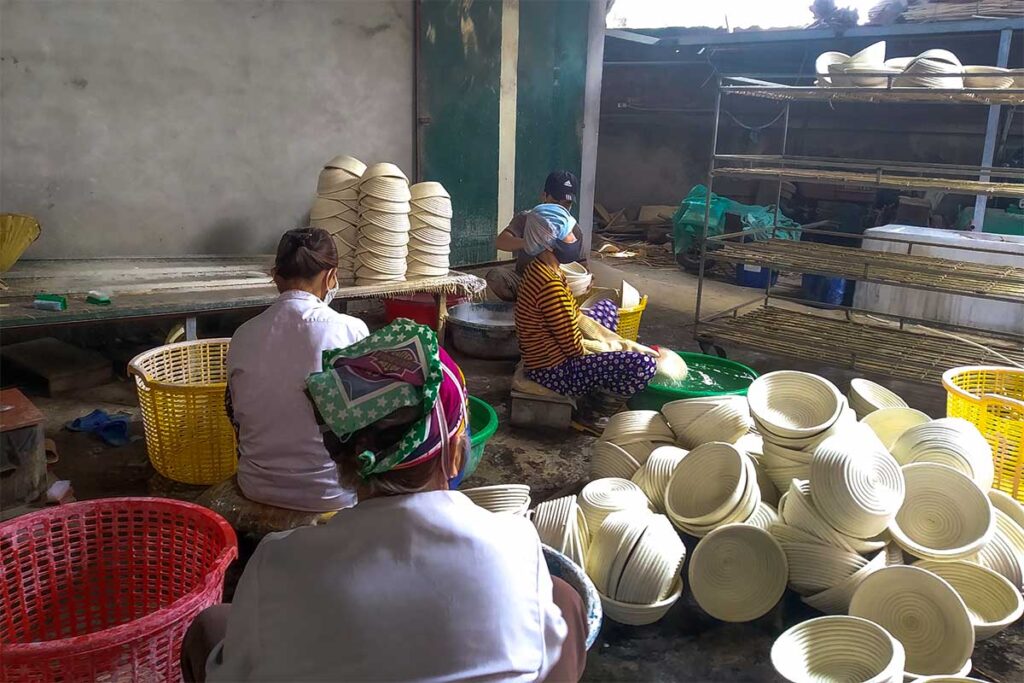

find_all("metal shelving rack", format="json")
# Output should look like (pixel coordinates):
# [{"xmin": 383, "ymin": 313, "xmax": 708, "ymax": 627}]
[{"xmin": 693, "ymin": 76, "xmax": 1024, "ymax": 384}]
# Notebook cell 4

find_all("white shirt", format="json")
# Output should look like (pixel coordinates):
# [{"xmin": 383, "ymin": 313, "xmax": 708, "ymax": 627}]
[
  {"xmin": 207, "ymin": 491, "xmax": 568, "ymax": 682},
  {"xmin": 227, "ymin": 290, "xmax": 369, "ymax": 512}
]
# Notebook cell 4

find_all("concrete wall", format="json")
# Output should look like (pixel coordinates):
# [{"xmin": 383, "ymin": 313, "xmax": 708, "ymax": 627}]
[{"xmin": 0, "ymin": 0, "xmax": 413, "ymax": 258}]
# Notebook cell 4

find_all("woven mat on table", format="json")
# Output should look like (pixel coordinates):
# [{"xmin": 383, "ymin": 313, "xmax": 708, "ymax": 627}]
[{"xmin": 340, "ymin": 271, "xmax": 486, "ymax": 300}]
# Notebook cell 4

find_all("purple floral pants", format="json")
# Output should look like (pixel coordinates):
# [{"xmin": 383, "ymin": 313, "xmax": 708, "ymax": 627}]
[{"xmin": 526, "ymin": 299, "xmax": 657, "ymax": 397}]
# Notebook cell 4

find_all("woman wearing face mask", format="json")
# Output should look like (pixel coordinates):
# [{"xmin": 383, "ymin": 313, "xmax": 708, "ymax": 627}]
[{"xmin": 225, "ymin": 227, "xmax": 369, "ymax": 512}]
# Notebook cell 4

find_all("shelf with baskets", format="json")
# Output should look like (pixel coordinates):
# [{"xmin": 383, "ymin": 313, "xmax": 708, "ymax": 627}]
[
  {"xmin": 694, "ymin": 76, "xmax": 1024, "ymax": 382},
  {"xmin": 720, "ymin": 79, "xmax": 1024, "ymax": 107}
]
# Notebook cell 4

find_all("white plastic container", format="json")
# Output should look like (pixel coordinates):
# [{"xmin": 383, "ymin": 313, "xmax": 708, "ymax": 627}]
[{"xmin": 852, "ymin": 225, "xmax": 1024, "ymax": 335}]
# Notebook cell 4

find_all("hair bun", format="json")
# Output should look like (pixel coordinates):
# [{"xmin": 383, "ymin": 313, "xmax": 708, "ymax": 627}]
[{"xmin": 274, "ymin": 226, "xmax": 339, "ymax": 280}]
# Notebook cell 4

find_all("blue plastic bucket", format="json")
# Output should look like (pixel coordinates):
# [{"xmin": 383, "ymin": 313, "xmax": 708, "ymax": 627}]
[
  {"xmin": 801, "ymin": 274, "xmax": 848, "ymax": 307},
  {"xmin": 735, "ymin": 264, "xmax": 778, "ymax": 288}
]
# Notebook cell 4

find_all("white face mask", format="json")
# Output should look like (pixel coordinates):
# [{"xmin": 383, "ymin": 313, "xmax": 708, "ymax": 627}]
[{"xmin": 322, "ymin": 274, "xmax": 340, "ymax": 306}]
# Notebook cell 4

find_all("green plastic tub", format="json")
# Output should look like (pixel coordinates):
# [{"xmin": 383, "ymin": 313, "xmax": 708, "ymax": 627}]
[
  {"xmin": 628, "ymin": 351, "xmax": 758, "ymax": 412},
  {"xmin": 466, "ymin": 395, "xmax": 498, "ymax": 479}
]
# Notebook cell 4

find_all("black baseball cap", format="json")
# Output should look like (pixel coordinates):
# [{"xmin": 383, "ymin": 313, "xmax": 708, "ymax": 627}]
[{"xmin": 544, "ymin": 170, "xmax": 579, "ymax": 203}]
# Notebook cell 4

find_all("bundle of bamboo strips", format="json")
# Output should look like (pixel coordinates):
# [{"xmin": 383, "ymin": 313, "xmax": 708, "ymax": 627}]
[
  {"xmin": 714, "ymin": 240, "xmax": 1024, "ymax": 303},
  {"xmin": 700, "ymin": 306, "xmax": 1024, "ymax": 384},
  {"xmin": 903, "ymin": 0, "xmax": 1024, "ymax": 22}
]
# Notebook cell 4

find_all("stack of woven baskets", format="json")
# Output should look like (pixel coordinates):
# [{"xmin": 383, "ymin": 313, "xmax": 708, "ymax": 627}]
[
  {"xmin": 309, "ymin": 157, "xmax": 460, "ymax": 286},
  {"xmin": 408, "ymin": 182, "xmax": 452, "ymax": 278},
  {"xmin": 572, "ymin": 367, "xmax": 1024, "ymax": 673},
  {"xmin": 311, "ymin": 155, "xmax": 365, "ymax": 285},
  {"xmin": 460, "ymin": 484, "xmax": 531, "ymax": 517},
  {"xmin": 356, "ymin": 163, "xmax": 412, "ymax": 285},
  {"xmin": 586, "ymin": 510, "xmax": 686, "ymax": 625}
]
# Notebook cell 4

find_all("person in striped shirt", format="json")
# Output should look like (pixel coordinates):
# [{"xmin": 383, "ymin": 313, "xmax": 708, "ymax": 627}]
[{"xmin": 513, "ymin": 205, "xmax": 656, "ymax": 402}]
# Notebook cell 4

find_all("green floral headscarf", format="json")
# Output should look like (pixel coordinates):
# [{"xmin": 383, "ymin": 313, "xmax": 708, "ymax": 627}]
[{"xmin": 306, "ymin": 319, "xmax": 443, "ymax": 477}]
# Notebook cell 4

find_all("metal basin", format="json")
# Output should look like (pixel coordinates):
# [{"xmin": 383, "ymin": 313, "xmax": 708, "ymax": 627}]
[{"xmin": 447, "ymin": 302, "xmax": 519, "ymax": 360}]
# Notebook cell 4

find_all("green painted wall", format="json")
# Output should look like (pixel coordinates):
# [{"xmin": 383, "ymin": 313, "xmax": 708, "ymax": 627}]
[
  {"xmin": 418, "ymin": 0, "xmax": 503, "ymax": 266},
  {"xmin": 418, "ymin": 0, "xmax": 592, "ymax": 266},
  {"xmin": 513, "ymin": 1, "xmax": 588, "ymax": 218}
]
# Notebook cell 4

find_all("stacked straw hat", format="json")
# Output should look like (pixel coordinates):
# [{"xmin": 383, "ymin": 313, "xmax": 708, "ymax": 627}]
[
  {"xmin": 664, "ymin": 442, "xmax": 761, "ymax": 536},
  {"xmin": 531, "ymin": 495, "xmax": 590, "ymax": 568},
  {"xmin": 460, "ymin": 484, "xmax": 531, "ymax": 516},
  {"xmin": 748, "ymin": 371, "xmax": 853, "ymax": 493},
  {"xmin": 847, "ymin": 378, "xmax": 909, "ymax": 420},
  {"xmin": 660, "ymin": 396, "xmax": 752, "ymax": 449},
  {"xmin": 586, "ymin": 510, "xmax": 686, "ymax": 625},
  {"xmin": 356, "ymin": 163, "xmax": 412, "ymax": 285},
  {"xmin": 688, "ymin": 523, "xmax": 788, "ymax": 622},
  {"xmin": 850, "ymin": 565, "xmax": 975, "ymax": 678},
  {"xmin": 891, "ymin": 417, "xmax": 994, "ymax": 490},
  {"xmin": 590, "ymin": 411, "xmax": 675, "ymax": 481},
  {"xmin": 408, "ymin": 182, "xmax": 452, "ymax": 278},
  {"xmin": 771, "ymin": 616, "xmax": 905, "ymax": 683},
  {"xmin": 311, "ymin": 155, "xmax": 366, "ymax": 285}
]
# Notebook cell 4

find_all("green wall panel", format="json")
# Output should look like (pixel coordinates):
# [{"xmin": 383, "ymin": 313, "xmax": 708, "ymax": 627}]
[
  {"xmin": 513, "ymin": 0, "xmax": 588, "ymax": 219},
  {"xmin": 418, "ymin": 0, "xmax": 503, "ymax": 266}
]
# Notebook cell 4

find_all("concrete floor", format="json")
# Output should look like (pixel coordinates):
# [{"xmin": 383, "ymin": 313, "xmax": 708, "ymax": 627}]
[{"xmin": 5, "ymin": 262, "xmax": 1022, "ymax": 681}]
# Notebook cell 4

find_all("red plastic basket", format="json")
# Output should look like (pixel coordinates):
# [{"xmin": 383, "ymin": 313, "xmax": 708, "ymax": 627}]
[{"xmin": 0, "ymin": 498, "xmax": 237, "ymax": 682}]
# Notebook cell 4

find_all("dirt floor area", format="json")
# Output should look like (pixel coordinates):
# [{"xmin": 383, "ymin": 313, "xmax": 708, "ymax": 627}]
[{"xmin": 3, "ymin": 262, "xmax": 1022, "ymax": 682}]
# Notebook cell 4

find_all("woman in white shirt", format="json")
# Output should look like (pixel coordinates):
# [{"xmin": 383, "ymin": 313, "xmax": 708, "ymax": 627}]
[
  {"xmin": 226, "ymin": 227, "xmax": 369, "ymax": 512},
  {"xmin": 183, "ymin": 320, "xmax": 588, "ymax": 682}
]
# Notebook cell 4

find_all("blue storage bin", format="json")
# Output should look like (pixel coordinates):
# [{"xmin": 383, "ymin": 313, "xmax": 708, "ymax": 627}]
[
  {"xmin": 801, "ymin": 274, "xmax": 848, "ymax": 306},
  {"xmin": 735, "ymin": 264, "xmax": 778, "ymax": 288}
]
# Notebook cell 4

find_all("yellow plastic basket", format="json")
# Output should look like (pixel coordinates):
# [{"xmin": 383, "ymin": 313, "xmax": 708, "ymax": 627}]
[
  {"xmin": 129, "ymin": 339, "xmax": 237, "ymax": 485},
  {"xmin": 942, "ymin": 365, "xmax": 1024, "ymax": 502},
  {"xmin": 578, "ymin": 288, "xmax": 649, "ymax": 342},
  {"xmin": 617, "ymin": 296, "xmax": 648, "ymax": 342}
]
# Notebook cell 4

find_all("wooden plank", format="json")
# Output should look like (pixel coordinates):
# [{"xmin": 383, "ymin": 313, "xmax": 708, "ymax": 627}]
[
  {"xmin": 637, "ymin": 205, "xmax": 677, "ymax": 223},
  {"xmin": 1, "ymin": 338, "xmax": 111, "ymax": 395},
  {"xmin": 0, "ymin": 258, "xmax": 486, "ymax": 331},
  {"xmin": 0, "ymin": 388, "xmax": 44, "ymax": 431}
]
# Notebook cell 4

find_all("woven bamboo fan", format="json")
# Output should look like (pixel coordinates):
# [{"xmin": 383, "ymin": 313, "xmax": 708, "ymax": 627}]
[{"xmin": 0, "ymin": 214, "xmax": 41, "ymax": 276}]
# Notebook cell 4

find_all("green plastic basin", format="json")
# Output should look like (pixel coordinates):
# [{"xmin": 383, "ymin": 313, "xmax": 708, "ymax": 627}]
[
  {"xmin": 466, "ymin": 395, "xmax": 498, "ymax": 479},
  {"xmin": 628, "ymin": 351, "xmax": 758, "ymax": 411}
]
